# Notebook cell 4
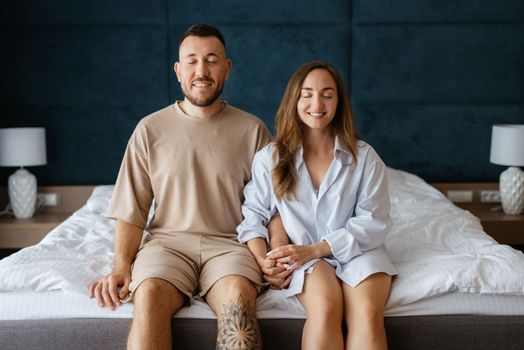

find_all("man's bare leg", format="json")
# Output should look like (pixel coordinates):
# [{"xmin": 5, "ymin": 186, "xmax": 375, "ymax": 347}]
[
  {"xmin": 128, "ymin": 278, "xmax": 187, "ymax": 350},
  {"xmin": 206, "ymin": 275, "xmax": 262, "ymax": 350}
]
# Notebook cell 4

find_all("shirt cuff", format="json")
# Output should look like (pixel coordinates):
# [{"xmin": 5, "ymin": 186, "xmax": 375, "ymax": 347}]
[
  {"xmin": 321, "ymin": 229, "xmax": 362, "ymax": 264},
  {"xmin": 237, "ymin": 228, "xmax": 268, "ymax": 244}
]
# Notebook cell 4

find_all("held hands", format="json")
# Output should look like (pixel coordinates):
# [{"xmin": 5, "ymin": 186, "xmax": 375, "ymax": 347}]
[
  {"xmin": 256, "ymin": 255, "xmax": 292, "ymax": 289},
  {"xmin": 266, "ymin": 241, "xmax": 332, "ymax": 272},
  {"xmin": 265, "ymin": 213, "xmax": 293, "ymax": 288},
  {"xmin": 266, "ymin": 244, "xmax": 318, "ymax": 272},
  {"xmin": 87, "ymin": 268, "xmax": 131, "ymax": 310}
]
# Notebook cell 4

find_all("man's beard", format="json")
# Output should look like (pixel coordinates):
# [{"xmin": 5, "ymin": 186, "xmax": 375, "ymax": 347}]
[{"xmin": 182, "ymin": 80, "xmax": 225, "ymax": 107}]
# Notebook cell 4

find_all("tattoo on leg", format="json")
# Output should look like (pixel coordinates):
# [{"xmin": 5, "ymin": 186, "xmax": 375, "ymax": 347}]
[{"xmin": 216, "ymin": 295, "xmax": 262, "ymax": 350}]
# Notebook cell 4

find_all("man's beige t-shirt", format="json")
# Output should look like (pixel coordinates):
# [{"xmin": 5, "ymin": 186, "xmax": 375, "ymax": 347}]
[{"xmin": 107, "ymin": 102, "xmax": 272, "ymax": 239}]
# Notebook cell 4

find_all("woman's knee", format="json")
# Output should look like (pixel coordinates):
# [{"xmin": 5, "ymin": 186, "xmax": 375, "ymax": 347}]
[
  {"xmin": 348, "ymin": 301, "xmax": 385, "ymax": 330},
  {"xmin": 312, "ymin": 295, "xmax": 343, "ymax": 322},
  {"xmin": 300, "ymin": 287, "xmax": 344, "ymax": 327},
  {"xmin": 343, "ymin": 273, "xmax": 391, "ymax": 327},
  {"xmin": 300, "ymin": 263, "xmax": 344, "ymax": 322}
]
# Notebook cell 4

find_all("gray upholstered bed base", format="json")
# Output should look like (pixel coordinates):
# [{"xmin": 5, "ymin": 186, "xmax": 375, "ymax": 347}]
[{"xmin": 1, "ymin": 316, "xmax": 523, "ymax": 349}]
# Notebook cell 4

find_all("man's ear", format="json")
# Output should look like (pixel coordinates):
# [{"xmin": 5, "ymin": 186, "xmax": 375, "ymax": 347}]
[
  {"xmin": 174, "ymin": 62, "xmax": 181, "ymax": 82},
  {"xmin": 224, "ymin": 59, "xmax": 232, "ymax": 80}
]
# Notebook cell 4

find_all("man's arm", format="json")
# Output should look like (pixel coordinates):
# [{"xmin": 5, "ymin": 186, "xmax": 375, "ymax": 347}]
[
  {"xmin": 113, "ymin": 219, "xmax": 143, "ymax": 273},
  {"xmin": 88, "ymin": 219, "xmax": 143, "ymax": 310},
  {"xmin": 267, "ymin": 213, "xmax": 289, "ymax": 250}
]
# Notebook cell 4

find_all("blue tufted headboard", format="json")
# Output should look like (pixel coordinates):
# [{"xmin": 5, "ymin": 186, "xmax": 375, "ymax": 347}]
[{"xmin": 1, "ymin": 0, "xmax": 523, "ymax": 184}]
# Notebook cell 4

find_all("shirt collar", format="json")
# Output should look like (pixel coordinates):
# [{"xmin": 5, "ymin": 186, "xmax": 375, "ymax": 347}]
[
  {"xmin": 334, "ymin": 136, "xmax": 354, "ymax": 165},
  {"xmin": 294, "ymin": 136, "xmax": 354, "ymax": 168},
  {"xmin": 294, "ymin": 145, "xmax": 304, "ymax": 168}
]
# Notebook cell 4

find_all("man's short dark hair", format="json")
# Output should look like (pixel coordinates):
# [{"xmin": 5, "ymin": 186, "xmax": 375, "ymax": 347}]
[{"xmin": 179, "ymin": 24, "xmax": 226, "ymax": 48}]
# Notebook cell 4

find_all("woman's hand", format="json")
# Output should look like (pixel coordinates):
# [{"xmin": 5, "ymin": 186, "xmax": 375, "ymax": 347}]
[
  {"xmin": 267, "ymin": 241, "xmax": 331, "ymax": 272},
  {"xmin": 246, "ymin": 237, "xmax": 292, "ymax": 289},
  {"xmin": 256, "ymin": 255, "xmax": 292, "ymax": 289}
]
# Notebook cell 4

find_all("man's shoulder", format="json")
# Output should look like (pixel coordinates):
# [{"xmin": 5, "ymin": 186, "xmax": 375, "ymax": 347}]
[
  {"xmin": 225, "ymin": 104, "xmax": 266, "ymax": 127},
  {"xmin": 138, "ymin": 104, "xmax": 175, "ymax": 127},
  {"xmin": 224, "ymin": 105, "xmax": 272, "ymax": 145}
]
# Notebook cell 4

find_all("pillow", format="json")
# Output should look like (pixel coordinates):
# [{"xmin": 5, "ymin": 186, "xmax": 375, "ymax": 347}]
[
  {"xmin": 85, "ymin": 185, "xmax": 114, "ymax": 214},
  {"xmin": 85, "ymin": 185, "xmax": 155, "ymax": 222}
]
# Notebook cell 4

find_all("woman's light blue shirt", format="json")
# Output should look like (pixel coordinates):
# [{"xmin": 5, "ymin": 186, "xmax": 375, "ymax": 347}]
[{"xmin": 237, "ymin": 139, "xmax": 397, "ymax": 297}]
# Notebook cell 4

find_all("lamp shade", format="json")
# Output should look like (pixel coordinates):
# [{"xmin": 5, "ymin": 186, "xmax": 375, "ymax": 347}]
[
  {"xmin": 490, "ymin": 124, "xmax": 524, "ymax": 167},
  {"xmin": 0, "ymin": 128, "xmax": 47, "ymax": 167}
]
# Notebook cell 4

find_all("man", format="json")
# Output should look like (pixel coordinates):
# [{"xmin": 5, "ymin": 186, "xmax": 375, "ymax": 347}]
[{"xmin": 88, "ymin": 24, "xmax": 276, "ymax": 349}]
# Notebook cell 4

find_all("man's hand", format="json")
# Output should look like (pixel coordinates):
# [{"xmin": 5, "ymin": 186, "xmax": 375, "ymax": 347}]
[
  {"xmin": 88, "ymin": 219, "xmax": 142, "ymax": 310},
  {"xmin": 88, "ymin": 269, "xmax": 131, "ymax": 310},
  {"xmin": 246, "ymin": 236, "xmax": 292, "ymax": 289},
  {"xmin": 256, "ymin": 256, "xmax": 292, "ymax": 289}
]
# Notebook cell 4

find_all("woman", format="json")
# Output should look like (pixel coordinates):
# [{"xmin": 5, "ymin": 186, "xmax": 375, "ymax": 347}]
[{"xmin": 237, "ymin": 60, "xmax": 397, "ymax": 349}]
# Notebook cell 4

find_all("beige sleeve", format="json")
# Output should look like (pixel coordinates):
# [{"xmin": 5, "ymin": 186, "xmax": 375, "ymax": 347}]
[
  {"xmin": 106, "ymin": 124, "xmax": 153, "ymax": 228},
  {"xmin": 256, "ymin": 123, "xmax": 273, "ymax": 151}
]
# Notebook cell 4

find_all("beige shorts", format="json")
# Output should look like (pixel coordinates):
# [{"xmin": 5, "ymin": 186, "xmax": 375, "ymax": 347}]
[{"xmin": 127, "ymin": 233, "xmax": 266, "ymax": 301}]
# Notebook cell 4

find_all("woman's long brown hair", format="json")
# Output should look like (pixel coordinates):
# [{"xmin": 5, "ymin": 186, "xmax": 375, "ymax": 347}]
[{"xmin": 272, "ymin": 60, "xmax": 359, "ymax": 200}]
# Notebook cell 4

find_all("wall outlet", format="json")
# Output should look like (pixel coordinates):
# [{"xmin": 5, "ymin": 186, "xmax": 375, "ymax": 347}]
[
  {"xmin": 480, "ymin": 190, "xmax": 501, "ymax": 203},
  {"xmin": 447, "ymin": 190, "xmax": 473, "ymax": 203},
  {"xmin": 39, "ymin": 192, "xmax": 60, "ymax": 206}
]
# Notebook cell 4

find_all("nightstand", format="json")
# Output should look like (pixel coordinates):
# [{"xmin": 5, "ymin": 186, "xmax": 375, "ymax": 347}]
[
  {"xmin": 0, "ymin": 185, "xmax": 94, "ymax": 251},
  {"xmin": 0, "ymin": 212, "xmax": 71, "ymax": 249},
  {"xmin": 455, "ymin": 203, "xmax": 524, "ymax": 245}
]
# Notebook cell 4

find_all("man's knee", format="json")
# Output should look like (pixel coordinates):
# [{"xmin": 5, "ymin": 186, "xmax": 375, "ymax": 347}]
[
  {"xmin": 134, "ymin": 278, "xmax": 186, "ymax": 315},
  {"xmin": 211, "ymin": 276, "xmax": 262, "ymax": 349},
  {"xmin": 214, "ymin": 275, "xmax": 258, "ymax": 301}
]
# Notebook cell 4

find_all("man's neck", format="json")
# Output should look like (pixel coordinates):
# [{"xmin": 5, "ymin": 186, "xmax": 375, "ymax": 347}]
[{"xmin": 179, "ymin": 99, "xmax": 225, "ymax": 119}]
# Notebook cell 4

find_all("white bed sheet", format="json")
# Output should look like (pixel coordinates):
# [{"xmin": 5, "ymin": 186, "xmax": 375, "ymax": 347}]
[
  {"xmin": 0, "ymin": 289, "xmax": 302, "ymax": 320},
  {"xmin": 1, "ymin": 167, "xmax": 524, "ymax": 320},
  {"xmin": 2, "ymin": 289, "xmax": 524, "ymax": 321}
]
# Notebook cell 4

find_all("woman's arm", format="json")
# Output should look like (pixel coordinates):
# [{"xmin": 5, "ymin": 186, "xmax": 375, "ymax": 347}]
[
  {"xmin": 237, "ymin": 149, "xmax": 275, "ymax": 243},
  {"xmin": 321, "ymin": 154, "xmax": 391, "ymax": 265},
  {"xmin": 267, "ymin": 240, "xmax": 332, "ymax": 271},
  {"xmin": 237, "ymin": 147, "xmax": 292, "ymax": 288},
  {"xmin": 268, "ymin": 150, "xmax": 391, "ymax": 269}
]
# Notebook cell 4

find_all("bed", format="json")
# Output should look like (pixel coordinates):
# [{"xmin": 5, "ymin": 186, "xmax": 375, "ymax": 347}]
[{"xmin": 1, "ymin": 168, "xmax": 524, "ymax": 349}]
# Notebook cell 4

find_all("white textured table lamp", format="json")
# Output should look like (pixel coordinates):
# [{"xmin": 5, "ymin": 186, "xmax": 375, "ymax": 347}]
[
  {"xmin": 0, "ymin": 128, "xmax": 47, "ymax": 219},
  {"xmin": 490, "ymin": 124, "xmax": 524, "ymax": 215}
]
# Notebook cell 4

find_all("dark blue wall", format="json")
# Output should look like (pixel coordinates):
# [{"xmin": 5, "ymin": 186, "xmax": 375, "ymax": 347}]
[{"xmin": 1, "ymin": 0, "xmax": 523, "ymax": 185}]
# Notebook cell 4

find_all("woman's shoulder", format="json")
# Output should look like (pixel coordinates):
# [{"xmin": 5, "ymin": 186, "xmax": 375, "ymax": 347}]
[
  {"xmin": 256, "ymin": 142, "xmax": 276, "ymax": 156},
  {"xmin": 253, "ymin": 142, "xmax": 277, "ymax": 167},
  {"xmin": 356, "ymin": 140, "xmax": 384, "ymax": 164}
]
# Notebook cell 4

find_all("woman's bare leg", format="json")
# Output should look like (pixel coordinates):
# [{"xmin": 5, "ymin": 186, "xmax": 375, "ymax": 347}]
[
  {"xmin": 297, "ymin": 261, "xmax": 344, "ymax": 350},
  {"xmin": 343, "ymin": 273, "xmax": 392, "ymax": 350}
]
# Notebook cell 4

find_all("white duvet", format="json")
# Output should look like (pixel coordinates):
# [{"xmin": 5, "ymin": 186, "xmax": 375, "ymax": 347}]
[{"xmin": 1, "ymin": 168, "xmax": 524, "ymax": 310}]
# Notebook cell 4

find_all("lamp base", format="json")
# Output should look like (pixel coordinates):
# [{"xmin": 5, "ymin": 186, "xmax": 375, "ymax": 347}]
[
  {"xmin": 8, "ymin": 168, "xmax": 37, "ymax": 219},
  {"xmin": 499, "ymin": 166, "xmax": 524, "ymax": 215}
]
